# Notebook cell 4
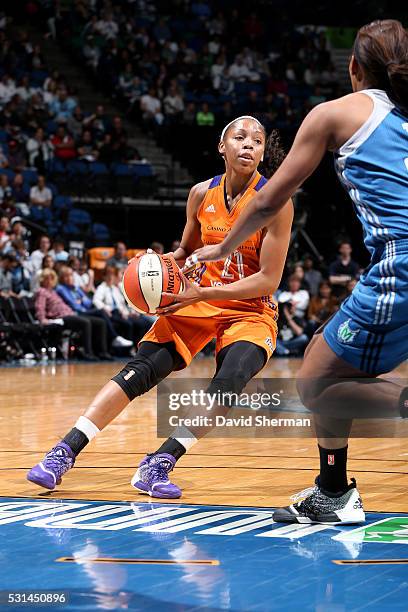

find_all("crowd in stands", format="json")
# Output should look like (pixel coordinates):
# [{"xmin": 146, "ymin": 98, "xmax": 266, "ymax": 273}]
[
  {"xmin": 0, "ymin": 224, "xmax": 362, "ymax": 363},
  {"xmin": 0, "ymin": 23, "xmax": 153, "ymax": 241},
  {"xmin": 0, "ymin": 234, "xmax": 169, "ymax": 362},
  {"xmin": 275, "ymin": 242, "xmax": 362, "ymax": 356},
  {"xmin": 61, "ymin": 1, "xmax": 340, "ymax": 140}
]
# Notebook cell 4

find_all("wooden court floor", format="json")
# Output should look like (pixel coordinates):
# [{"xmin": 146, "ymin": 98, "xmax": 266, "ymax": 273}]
[{"xmin": 1, "ymin": 357, "xmax": 408, "ymax": 512}]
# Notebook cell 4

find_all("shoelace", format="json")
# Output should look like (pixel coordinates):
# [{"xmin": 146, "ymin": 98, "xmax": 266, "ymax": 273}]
[
  {"xmin": 148, "ymin": 461, "xmax": 172, "ymax": 484},
  {"xmin": 290, "ymin": 485, "xmax": 317, "ymax": 504},
  {"xmin": 44, "ymin": 448, "xmax": 73, "ymax": 480}
]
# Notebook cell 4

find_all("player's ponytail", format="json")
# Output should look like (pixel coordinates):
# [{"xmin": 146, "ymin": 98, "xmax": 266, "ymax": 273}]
[
  {"xmin": 261, "ymin": 129, "xmax": 286, "ymax": 178},
  {"xmin": 353, "ymin": 20, "xmax": 408, "ymax": 113}
]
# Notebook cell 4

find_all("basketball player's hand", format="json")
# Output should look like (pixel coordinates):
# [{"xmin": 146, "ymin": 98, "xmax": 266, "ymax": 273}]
[
  {"xmin": 184, "ymin": 244, "xmax": 227, "ymax": 268},
  {"xmin": 157, "ymin": 275, "xmax": 203, "ymax": 315}
]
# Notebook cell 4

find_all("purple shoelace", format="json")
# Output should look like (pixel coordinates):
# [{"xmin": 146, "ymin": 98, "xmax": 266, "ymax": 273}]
[{"xmin": 44, "ymin": 447, "xmax": 74, "ymax": 480}]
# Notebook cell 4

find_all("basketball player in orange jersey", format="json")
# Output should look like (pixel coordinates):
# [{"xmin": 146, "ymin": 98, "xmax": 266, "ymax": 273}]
[{"xmin": 27, "ymin": 116, "xmax": 293, "ymax": 498}]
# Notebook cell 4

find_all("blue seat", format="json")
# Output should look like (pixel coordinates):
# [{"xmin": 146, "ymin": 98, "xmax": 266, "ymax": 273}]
[
  {"xmin": 62, "ymin": 222, "xmax": 81, "ymax": 236},
  {"xmin": 0, "ymin": 168, "xmax": 15, "ymax": 181},
  {"xmin": 22, "ymin": 169, "xmax": 38, "ymax": 185},
  {"xmin": 67, "ymin": 160, "xmax": 89, "ymax": 176},
  {"xmin": 92, "ymin": 223, "xmax": 110, "ymax": 242},
  {"xmin": 47, "ymin": 182, "xmax": 58, "ymax": 197},
  {"xmin": 111, "ymin": 163, "xmax": 135, "ymax": 177},
  {"xmin": 46, "ymin": 120, "xmax": 58, "ymax": 135},
  {"xmin": 0, "ymin": 130, "xmax": 8, "ymax": 143},
  {"xmin": 53, "ymin": 195, "xmax": 73, "ymax": 215},
  {"xmin": 89, "ymin": 162, "xmax": 109, "ymax": 175},
  {"xmin": 132, "ymin": 164, "xmax": 153, "ymax": 177},
  {"xmin": 68, "ymin": 208, "xmax": 92, "ymax": 227}
]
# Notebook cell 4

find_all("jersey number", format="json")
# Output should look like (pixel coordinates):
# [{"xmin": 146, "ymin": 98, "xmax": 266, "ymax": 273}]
[{"xmin": 221, "ymin": 250, "xmax": 245, "ymax": 280}]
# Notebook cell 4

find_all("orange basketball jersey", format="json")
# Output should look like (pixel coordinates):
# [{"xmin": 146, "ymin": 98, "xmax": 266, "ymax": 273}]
[{"xmin": 190, "ymin": 172, "xmax": 278, "ymax": 318}]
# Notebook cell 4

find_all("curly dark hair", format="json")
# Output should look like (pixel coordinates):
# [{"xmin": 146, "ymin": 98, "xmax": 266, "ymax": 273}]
[{"xmin": 261, "ymin": 129, "xmax": 286, "ymax": 178}]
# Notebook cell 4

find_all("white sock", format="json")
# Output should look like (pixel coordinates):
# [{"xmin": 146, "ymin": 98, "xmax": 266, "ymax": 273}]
[
  {"xmin": 172, "ymin": 425, "xmax": 198, "ymax": 451},
  {"xmin": 75, "ymin": 416, "xmax": 100, "ymax": 442}
]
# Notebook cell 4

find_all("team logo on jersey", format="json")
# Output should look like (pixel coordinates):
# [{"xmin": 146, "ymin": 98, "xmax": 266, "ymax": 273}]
[
  {"xmin": 205, "ymin": 204, "xmax": 216, "ymax": 213},
  {"xmin": 337, "ymin": 319, "xmax": 359, "ymax": 344},
  {"xmin": 402, "ymin": 122, "xmax": 408, "ymax": 133}
]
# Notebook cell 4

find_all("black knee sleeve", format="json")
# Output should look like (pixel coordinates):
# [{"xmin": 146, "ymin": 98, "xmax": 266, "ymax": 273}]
[
  {"xmin": 112, "ymin": 354, "xmax": 160, "ymax": 400},
  {"xmin": 111, "ymin": 341, "xmax": 183, "ymax": 401}
]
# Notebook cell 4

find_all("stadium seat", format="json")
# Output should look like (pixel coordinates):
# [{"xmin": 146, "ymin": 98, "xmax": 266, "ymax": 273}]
[
  {"xmin": 22, "ymin": 169, "xmax": 38, "ymax": 185},
  {"xmin": 127, "ymin": 248, "xmax": 144, "ymax": 260},
  {"xmin": 92, "ymin": 223, "xmax": 110, "ymax": 243},
  {"xmin": 88, "ymin": 247, "xmax": 114, "ymax": 272}
]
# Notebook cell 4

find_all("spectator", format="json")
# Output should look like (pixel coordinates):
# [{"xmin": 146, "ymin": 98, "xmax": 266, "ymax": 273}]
[
  {"xmin": 30, "ymin": 234, "xmax": 51, "ymax": 272},
  {"xmin": 163, "ymin": 85, "xmax": 184, "ymax": 122},
  {"xmin": 302, "ymin": 255, "xmax": 323, "ymax": 297},
  {"xmin": 278, "ymin": 274, "xmax": 310, "ymax": 319},
  {"xmin": 15, "ymin": 75, "xmax": 35, "ymax": 102},
  {"xmin": 0, "ymin": 144, "xmax": 8, "ymax": 168},
  {"xmin": 0, "ymin": 176, "xmax": 12, "ymax": 206},
  {"xmin": 8, "ymin": 219, "xmax": 29, "ymax": 250},
  {"xmin": 108, "ymin": 116, "xmax": 128, "ymax": 162},
  {"xmin": 170, "ymin": 240, "xmax": 180, "ymax": 252},
  {"xmin": 0, "ymin": 74, "xmax": 16, "ymax": 105},
  {"xmin": 0, "ymin": 252, "xmax": 17, "ymax": 296},
  {"xmin": 0, "ymin": 215, "xmax": 10, "ymax": 250},
  {"xmin": 329, "ymin": 241, "xmax": 360, "ymax": 290},
  {"xmin": 106, "ymin": 241, "xmax": 128, "ymax": 270},
  {"xmin": 51, "ymin": 125, "xmax": 76, "ymax": 161},
  {"xmin": 8, "ymin": 248, "xmax": 31, "ymax": 295},
  {"xmin": 31, "ymin": 253, "xmax": 55, "ymax": 291},
  {"xmin": 97, "ymin": 133, "xmax": 114, "ymax": 165},
  {"xmin": 30, "ymin": 175, "xmax": 52, "ymax": 208},
  {"xmin": 292, "ymin": 263, "xmax": 310, "ymax": 291},
  {"xmin": 35, "ymin": 268, "xmax": 99, "ymax": 360},
  {"xmin": 307, "ymin": 281, "xmax": 338, "ymax": 335},
  {"xmin": 49, "ymin": 89, "xmax": 76, "ymax": 123},
  {"xmin": 140, "ymin": 87, "xmax": 164, "ymax": 126},
  {"xmin": 93, "ymin": 266, "xmax": 152, "ymax": 343},
  {"xmin": 149, "ymin": 241, "xmax": 164, "ymax": 255},
  {"xmin": 26, "ymin": 127, "xmax": 54, "ymax": 172},
  {"xmin": 56, "ymin": 266, "xmax": 132, "ymax": 350},
  {"xmin": 76, "ymin": 129, "xmax": 99, "ymax": 161},
  {"xmin": 275, "ymin": 299, "xmax": 309, "ymax": 357},
  {"xmin": 196, "ymin": 102, "xmax": 215, "ymax": 127},
  {"xmin": 12, "ymin": 173, "xmax": 29, "ymax": 205},
  {"xmin": 7, "ymin": 139, "xmax": 26, "ymax": 172},
  {"xmin": 68, "ymin": 255, "xmax": 95, "ymax": 294},
  {"xmin": 49, "ymin": 238, "xmax": 69, "ymax": 262},
  {"xmin": 183, "ymin": 102, "xmax": 196, "ymax": 126},
  {"xmin": 83, "ymin": 36, "xmax": 100, "ymax": 70},
  {"xmin": 67, "ymin": 106, "xmax": 86, "ymax": 140}
]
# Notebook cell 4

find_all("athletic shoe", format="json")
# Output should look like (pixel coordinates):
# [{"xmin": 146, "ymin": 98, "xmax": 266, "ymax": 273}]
[
  {"xmin": 131, "ymin": 453, "xmax": 181, "ymax": 499},
  {"xmin": 272, "ymin": 477, "xmax": 365, "ymax": 525},
  {"xmin": 27, "ymin": 442, "xmax": 75, "ymax": 490},
  {"xmin": 112, "ymin": 336, "xmax": 133, "ymax": 348}
]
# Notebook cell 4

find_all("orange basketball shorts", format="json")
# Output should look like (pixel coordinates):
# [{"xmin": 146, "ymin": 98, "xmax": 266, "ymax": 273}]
[{"xmin": 141, "ymin": 302, "xmax": 277, "ymax": 369}]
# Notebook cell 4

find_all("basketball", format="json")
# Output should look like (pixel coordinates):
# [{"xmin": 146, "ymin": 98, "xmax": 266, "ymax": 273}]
[{"xmin": 122, "ymin": 252, "xmax": 183, "ymax": 314}]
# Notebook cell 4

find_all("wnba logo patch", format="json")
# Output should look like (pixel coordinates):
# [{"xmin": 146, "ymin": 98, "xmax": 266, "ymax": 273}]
[
  {"xmin": 337, "ymin": 319, "xmax": 359, "ymax": 344},
  {"xmin": 328, "ymin": 455, "xmax": 335, "ymax": 465}
]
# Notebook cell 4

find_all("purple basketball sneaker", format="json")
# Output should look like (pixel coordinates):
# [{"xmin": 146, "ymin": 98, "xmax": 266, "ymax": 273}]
[
  {"xmin": 131, "ymin": 453, "xmax": 181, "ymax": 499},
  {"xmin": 27, "ymin": 442, "xmax": 75, "ymax": 490}
]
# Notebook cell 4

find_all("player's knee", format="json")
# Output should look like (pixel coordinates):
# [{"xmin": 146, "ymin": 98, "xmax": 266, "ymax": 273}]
[
  {"xmin": 111, "ymin": 354, "xmax": 159, "ymax": 401},
  {"xmin": 296, "ymin": 376, "xmax": 327, "ymax": 413},
  {"xmin": 209, "ymin": 366, "xmax": 250, "ymax": 398}
]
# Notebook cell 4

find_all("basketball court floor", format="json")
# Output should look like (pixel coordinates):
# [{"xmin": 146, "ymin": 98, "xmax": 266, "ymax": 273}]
[{"xmin": 1, "ymin": 358, "xmax": 408, "ymax": 611}]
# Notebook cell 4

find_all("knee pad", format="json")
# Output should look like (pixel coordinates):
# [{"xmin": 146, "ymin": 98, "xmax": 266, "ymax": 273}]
[{"xmin": 111, "ymin": 354, "xmax": 159, "ymax": 401}]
